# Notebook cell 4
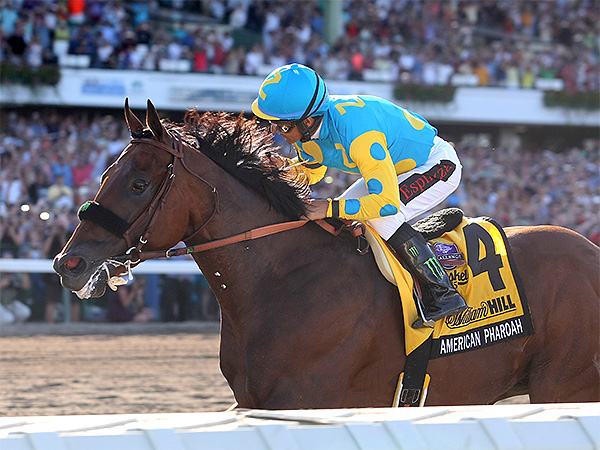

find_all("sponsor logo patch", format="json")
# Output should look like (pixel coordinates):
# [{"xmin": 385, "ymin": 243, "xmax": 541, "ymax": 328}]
[{"xmin": 433, "ymin": 242, "xmax": 465, "ymax": 269}]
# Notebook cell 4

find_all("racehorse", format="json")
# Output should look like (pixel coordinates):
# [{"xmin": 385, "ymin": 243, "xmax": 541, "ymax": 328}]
[{"xmin": 54, "ymin": 100, "xmax": 600, "ymax": 409}]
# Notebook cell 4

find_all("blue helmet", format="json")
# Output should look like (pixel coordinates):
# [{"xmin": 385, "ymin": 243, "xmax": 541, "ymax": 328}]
[{"xmin": 252, "ymin": 63, "xmax": 329, "ymax": 121}]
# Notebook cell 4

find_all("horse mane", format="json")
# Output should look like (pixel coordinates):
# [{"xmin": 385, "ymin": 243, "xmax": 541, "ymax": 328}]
[{"xmin": 164, "ymin": 109, "xmax": 311, "ymax": 220}]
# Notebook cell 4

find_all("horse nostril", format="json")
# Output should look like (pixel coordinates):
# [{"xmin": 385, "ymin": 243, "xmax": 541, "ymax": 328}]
[{"xmin": 64, "ymin": 257, "xmax": 82, "ymax": 271}]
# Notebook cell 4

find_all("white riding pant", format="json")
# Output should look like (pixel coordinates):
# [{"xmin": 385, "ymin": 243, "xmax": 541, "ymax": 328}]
[{"xmin": 338, "ymin": 136, "xmax": 462, "ymax": 240}]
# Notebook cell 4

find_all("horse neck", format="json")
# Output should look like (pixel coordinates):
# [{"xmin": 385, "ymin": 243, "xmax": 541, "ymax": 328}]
[
  {"xmin": 182, "ymin": 156, "xmax": 310, "ymax": 298},
  {"xmin": 184, "ymin": 163, "xmax": 291, "ymax": 245},
  {"xmin": 180, "ymin": 155, "xmax": 321, "ymax": 315}
]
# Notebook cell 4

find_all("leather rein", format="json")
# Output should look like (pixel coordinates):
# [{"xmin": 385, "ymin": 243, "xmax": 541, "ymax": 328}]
[{"xmin": 78, "ymin": 132, "xmax": 311, "ymax": 264}]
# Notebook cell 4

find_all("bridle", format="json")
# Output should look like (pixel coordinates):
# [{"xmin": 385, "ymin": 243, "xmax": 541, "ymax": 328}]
[{"xmin": 78, "ymin": 131, "xmax": 309, "ymax": 265}]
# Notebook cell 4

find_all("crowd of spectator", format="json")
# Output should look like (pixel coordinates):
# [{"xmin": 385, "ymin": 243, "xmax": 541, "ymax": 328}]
[
  {"xmin": 0, "ymin": 108, "xmax": 598, "ymax": 323},
  {"xmin": 1, "ymin": 0, "xmax": 598, "ymax": 92},
  {"xmin": 1, "ymin": 0, "xmax": 598, "ymax": 323}
]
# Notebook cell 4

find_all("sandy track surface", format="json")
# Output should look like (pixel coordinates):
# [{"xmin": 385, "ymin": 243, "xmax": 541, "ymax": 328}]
[
  {"xmin": 0, "ymin": 321, "xmax": 527, "ymax": 417},
  {"xmin": 0, "ymin": 322, "xmax": 235, "ymax": 416}
]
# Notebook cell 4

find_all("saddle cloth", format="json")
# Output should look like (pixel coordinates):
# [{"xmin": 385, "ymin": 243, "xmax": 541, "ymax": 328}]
[{"xmin": 365, "ymin": 216, "xmax": 534, "ymax": 357}]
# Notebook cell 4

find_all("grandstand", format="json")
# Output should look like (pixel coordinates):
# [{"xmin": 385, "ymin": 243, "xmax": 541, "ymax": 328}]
[{"xmin": 1, "ymin": 0, "xmax": 598, "ymax": 323}]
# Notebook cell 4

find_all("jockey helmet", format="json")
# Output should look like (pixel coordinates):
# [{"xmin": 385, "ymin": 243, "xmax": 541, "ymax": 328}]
[{"xmin": 252, "ymin": 63, "xmax": 329, "ymax": 122}]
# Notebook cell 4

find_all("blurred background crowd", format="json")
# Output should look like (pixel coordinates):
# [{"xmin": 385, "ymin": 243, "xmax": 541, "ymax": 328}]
[
  {"xmin": 1, "ymin": 108, "xmax": 597, "ymax": 324},
  {"xmin": 1, "ymin": 0, "xmax": 598, "ymax": 91},
  {"xmin": 1, "ymin": 0, "xmax": 598, "ymax": 325}
]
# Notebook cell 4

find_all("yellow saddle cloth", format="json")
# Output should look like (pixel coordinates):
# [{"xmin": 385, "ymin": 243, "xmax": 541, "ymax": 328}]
[{"xmin": 366, "ymin": 216, "xmax": 534, "ymax": 357}]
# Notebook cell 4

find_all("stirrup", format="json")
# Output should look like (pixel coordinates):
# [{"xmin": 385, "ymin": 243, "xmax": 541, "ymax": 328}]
[
  {"xmin": 412, "ymin": 281, "xmax": 436, "ymax": 329},
  {"xmin": 412, "ymin": 314, "xmax": 436, "ymax": 329},
  {"xmin": 412, "ymin": 297, "xmax": 467, "ymax": 329}
]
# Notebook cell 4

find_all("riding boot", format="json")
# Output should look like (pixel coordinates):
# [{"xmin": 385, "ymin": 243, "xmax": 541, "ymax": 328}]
[{"xmin": 387, "ymin": 222, "xmax": 467, "ymax": 329}]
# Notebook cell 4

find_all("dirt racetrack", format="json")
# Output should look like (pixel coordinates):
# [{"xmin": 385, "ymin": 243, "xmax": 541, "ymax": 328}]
[
  {"xmin": 0, "ymin": 322, "xmax": 235, "ymax": 416},
  {"xmin": 0, "ymin": 321, "xmax": 527, "ymax": 417}
]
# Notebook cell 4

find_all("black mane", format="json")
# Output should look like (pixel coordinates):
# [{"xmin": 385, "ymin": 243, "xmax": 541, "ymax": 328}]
[{"xmin": 164, "ymin": 110, "xmax": 311, "ymax": 219}]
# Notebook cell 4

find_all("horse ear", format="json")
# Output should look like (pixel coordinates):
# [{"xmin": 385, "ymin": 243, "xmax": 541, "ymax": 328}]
[
  {"xmin": 124, "ymin": 98, "xmax": 145, "ymax": 136},
  {"xmin": 146, "ymin": 99, "xmax": 168, "ymax": 144}
]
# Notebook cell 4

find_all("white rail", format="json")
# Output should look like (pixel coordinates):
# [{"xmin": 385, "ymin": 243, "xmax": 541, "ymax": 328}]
[
  {"xmin": 0, "ymin": 258, "xmax": 200, "ymax": 274},
  {"xmin": 0, "ymin": 258, "xmax": 201, "ymax": 322},
  {"xmin": 0, "ymin": 403, "xmax": 598, "ymax": 450}
]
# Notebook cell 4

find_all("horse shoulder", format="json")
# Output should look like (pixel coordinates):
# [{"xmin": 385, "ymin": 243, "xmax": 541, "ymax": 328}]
[{"xmin": 220, "ymin": 230, "xmax": 406, "ymax": 409}]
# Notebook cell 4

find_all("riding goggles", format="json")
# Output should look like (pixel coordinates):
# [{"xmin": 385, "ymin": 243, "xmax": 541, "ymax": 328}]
[{"xmin": 270, "ymin": 120, "xmax": 297, "ymax": 134}]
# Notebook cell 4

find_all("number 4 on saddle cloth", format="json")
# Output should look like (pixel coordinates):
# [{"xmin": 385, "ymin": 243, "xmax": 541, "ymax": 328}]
[{"xmin": 361, "ymin": 208, "xmax": 534, "ymax": 407}]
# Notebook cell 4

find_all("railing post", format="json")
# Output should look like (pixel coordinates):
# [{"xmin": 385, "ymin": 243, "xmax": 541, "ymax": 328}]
[{"xmin": 62, "ymin": 288, "xmax": 71, "ymax": 323}]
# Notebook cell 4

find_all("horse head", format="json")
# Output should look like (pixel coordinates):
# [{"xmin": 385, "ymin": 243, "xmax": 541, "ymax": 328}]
[
  {"xmin": 54, "ymin": 98, "xmax": 311, "ymax": 300},
  {"xmin": 53, "ymin": 99, "xmax": 197, "ymax": 298}
]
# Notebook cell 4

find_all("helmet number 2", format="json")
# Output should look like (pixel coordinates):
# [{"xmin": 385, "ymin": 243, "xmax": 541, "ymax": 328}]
[
  {"xmin": 259, "ymin": 70, "xmax": 282, "ymax": 100},
  {"xmin": 335, "ymin": 97, "xmax": 366, "ymax": 115}
]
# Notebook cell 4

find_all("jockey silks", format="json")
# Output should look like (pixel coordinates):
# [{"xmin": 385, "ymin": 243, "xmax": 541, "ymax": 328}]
[{"xmin": 290, "ymin": 95, "xmax": 439, "ymax": 222}]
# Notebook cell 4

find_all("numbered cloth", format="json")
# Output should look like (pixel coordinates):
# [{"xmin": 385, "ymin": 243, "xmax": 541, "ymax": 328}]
[{"xmin": 367, "ymin": 216, "xmax": 534, "ymax": 357}]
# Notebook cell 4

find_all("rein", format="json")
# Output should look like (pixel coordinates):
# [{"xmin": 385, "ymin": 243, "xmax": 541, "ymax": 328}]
[
  {"xmin": 128, "ymin": 218, "xmax": 366, "ymax": 263},
  {"xmin": 130, "ymin": 219, "xmax": 309, "ymax": 262}
]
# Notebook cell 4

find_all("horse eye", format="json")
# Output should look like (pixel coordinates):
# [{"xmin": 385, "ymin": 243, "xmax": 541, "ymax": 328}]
[{"xmin": 131, "ymin": 179, "xmax": 149, "ymax": 193}]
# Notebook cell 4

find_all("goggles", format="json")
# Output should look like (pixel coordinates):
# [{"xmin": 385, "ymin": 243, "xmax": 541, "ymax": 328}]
[{"xmin": 269, "ymin": 120, "xmax": 297, "ymax": 134}]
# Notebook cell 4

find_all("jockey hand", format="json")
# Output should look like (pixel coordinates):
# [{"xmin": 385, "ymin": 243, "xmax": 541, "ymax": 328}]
[{"xmin": 305, "ymin": 199, "xmax": 329, "ymax": 221}]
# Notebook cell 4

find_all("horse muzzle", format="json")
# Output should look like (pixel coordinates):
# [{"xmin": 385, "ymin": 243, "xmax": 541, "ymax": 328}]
[{"xmin": 53, "ymin": 251, "xmax": 123, "ymax": 299}]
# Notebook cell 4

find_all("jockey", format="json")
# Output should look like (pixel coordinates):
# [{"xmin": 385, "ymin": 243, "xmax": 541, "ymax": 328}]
[{"xmin": 252, "ymin": 63, "xmax": 466, "ymax": 328}]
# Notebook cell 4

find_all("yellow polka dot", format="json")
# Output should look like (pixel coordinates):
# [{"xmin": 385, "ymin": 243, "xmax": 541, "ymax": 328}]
[
  {"xmin": 301, "ymin": 141, "xmax": 324, "ymax": 164},
  {"xmin": 395, "ymin": 159, "xmax": 417, "ymax": 174},
  {"xmin": 403, "ymin": 110, "xmax": 426, "ymax": 130}
]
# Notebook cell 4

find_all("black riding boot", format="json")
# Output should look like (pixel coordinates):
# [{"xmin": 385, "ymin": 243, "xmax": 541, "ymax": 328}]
[{"xmin": 388, "ymin": 222, "xmax": 467, "ymax": 329}]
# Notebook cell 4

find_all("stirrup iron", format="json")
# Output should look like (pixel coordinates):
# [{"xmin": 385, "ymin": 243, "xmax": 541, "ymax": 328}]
[{"xmin": 413, "ymin": 280, "xmax": 436, "ymax": 329}]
